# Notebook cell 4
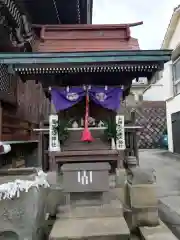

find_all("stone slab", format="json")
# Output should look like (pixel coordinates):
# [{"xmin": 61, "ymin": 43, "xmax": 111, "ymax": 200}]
[
  {"xmin": 57, "ymin": 199, "xmax": 123, "ymax": 219},
  {"xmin": 139, "ymin": 220, "xmax": 178, "ymax": 240},
  {"xmin": 49, "ymin": 217, "xmax": 129, "ymax": 240}
]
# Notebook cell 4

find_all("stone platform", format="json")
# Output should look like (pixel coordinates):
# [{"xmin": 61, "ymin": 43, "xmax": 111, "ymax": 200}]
[{"xmin": 49, "ymin": 216, "xmax": 129, "ymax": 240}]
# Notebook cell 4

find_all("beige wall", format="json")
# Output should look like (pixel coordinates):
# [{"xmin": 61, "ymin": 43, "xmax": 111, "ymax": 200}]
[{"xmin": 169, "ymin": 16, "xmax": 180, "ymax": 49}]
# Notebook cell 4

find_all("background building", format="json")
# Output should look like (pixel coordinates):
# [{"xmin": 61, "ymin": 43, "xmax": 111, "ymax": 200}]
[{"xmin": 143, "ymin": 5, "xmax": 180, "ymax": 153}]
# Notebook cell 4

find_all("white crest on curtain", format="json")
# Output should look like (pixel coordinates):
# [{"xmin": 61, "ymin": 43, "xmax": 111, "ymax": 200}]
[
  {"xmin": 66, "ymin": 92, "xmax": 79, "ymax": 101},
  {"xmin": 95, "ymin": 92, "xmax": 107, "ymax": 102}
]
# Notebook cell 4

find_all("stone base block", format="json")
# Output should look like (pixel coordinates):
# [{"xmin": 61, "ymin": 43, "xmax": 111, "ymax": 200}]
[
  {"xmin": 124, "ymin": 207, "xmax": 159, "ymax": 230},
  {"xmin": 127, "ymin": 183, "xmax": 158, "ymax": 208},
  {"xmin": 139, "ymin": 220, "xmax": 178, "ymax": 240},
  {"xmin": 49, "ymin": 217, "xmax": 129, "ymax": 240}
]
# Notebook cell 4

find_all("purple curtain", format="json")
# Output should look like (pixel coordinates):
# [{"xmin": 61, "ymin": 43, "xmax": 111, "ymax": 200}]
[
  {"xmin": 89, "ymin": 86, "xmax": 122, "ymax": 111},
  {"xmin": 51, "ymin": 86, "xmax": 122, "ymax": 112},
  {"xmin": 51, "ymin": 87, "xmax": 85, "ymax": 111}
]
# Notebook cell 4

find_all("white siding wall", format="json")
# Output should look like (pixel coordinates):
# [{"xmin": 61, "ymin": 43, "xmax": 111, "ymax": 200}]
[
  {"xmin": 166, "ymin": 94, "xmax": 180, "ymax": 152},
  {"xmin": 165, "ymin": 17, "xmax": 180, "ymax": 152},
  {"xmin": 142, "ymin": 16, "xmax": 180, "ymax": 153},
  {"xmin": 143, "ymin": 62, "xmax": 173, "ymax": 101}
]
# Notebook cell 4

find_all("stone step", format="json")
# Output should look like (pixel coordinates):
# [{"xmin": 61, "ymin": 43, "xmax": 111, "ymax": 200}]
[
  {"xmin": 57, "ymin": 200, "xmax": 123, "ymax": 219},
  {"xmin": 49, "ymin": 217, "xmax": 130, "ymax": 240}
]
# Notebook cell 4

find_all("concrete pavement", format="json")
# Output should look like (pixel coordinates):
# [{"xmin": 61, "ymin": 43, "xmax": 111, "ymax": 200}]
[
  {"xmin": 139, "ymin": 149, "xmax": 180, "ymax": 239},
  {"xmin": 139, "ymin": 149, "xmax": 180, "ymax": 198}
]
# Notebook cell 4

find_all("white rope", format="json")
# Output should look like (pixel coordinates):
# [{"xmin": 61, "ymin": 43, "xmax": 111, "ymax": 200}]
[{"xmin": 0, "ymin": 170, "xmax": 50, "ymax": 200}]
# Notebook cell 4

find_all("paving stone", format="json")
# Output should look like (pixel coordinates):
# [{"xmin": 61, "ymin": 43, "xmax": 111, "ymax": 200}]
[
  {"xmin": 159, "ymin": 196, "xmax": 180, "ymax": 239},
  {"xmin": 139, "ymin": 220, "xmax": 178, "ymax": 240},
  {"xmin": 124, "ymin": 207, "xmax": 159, "ymax": 230}
]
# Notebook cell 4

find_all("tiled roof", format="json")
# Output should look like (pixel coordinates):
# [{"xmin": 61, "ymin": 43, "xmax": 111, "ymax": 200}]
[{"xmin": 37, "ymin": 24, "xmax": 140, "ymax": 52}]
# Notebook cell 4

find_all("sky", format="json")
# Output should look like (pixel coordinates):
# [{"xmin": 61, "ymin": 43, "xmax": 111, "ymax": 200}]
[{"xmin": 92, "ymin": 0, "xmax": 180, "ymax": 49}]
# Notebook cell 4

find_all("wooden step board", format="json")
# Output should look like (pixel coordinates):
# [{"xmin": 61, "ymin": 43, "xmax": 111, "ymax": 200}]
[
  {"xmin": 54, "ymin": 150, "xmax": 119, "ymax": 163},
  {"xmin": 62, "ymin": 138, "xmax": 110, "ymax": 151},
  {"xmin": 49, "ymin": 217, "xmax": 130, "ymax": 240}
]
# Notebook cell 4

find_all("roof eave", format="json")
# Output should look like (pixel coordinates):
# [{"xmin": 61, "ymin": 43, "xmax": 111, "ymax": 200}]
[{"xmin": 0, "ymin": 50, "xmax": 172, "ymax": 65}]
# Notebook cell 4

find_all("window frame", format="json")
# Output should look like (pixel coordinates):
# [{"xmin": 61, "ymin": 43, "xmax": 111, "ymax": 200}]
[{"xmin": 172, "ymin": 56, "xmax": 180, "ymax": 95}]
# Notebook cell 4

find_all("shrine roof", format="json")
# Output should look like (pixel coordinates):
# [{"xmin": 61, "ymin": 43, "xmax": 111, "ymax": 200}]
[
  {"xmin": 1, "ymin": 49, "xmax": 171, "ymax": 99},
  {"xmin": 36, "ymin": 23, "xmax": 141, "ymax": 52}
]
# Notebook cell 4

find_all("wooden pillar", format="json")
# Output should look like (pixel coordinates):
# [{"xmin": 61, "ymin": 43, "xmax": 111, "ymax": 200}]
[
  {"xmin": 38, "ymin": 120, "xmax": 43, "ymax": 168},
  {"xmin": 131, "ymin": 111, "xmax": 139, "ymax": 165},
  {"xmin": 0, "ymin": 101, "xmax": 2, "ymax": 141}
]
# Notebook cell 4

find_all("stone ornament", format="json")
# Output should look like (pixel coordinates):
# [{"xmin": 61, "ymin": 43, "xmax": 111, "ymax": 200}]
[{"xmin": 0, "ymin": 170, "xmax": 49, "ymax": 200}]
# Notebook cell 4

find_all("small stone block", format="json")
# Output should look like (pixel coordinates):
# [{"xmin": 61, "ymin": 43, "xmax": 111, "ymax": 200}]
[{"xmin": 139, "ymin": 220, "xmax": 178, "ymax": 240}]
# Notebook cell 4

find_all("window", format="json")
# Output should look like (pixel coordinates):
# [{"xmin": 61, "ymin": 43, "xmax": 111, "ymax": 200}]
[{"xmin": 173, "ymin": 57, "xmax": 180, "ymax": 95}]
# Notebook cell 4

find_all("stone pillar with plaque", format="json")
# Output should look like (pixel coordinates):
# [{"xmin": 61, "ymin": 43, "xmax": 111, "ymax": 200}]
[{"xmin": 61, "ymin": 162, "xmax": 110, "ymax": 205}]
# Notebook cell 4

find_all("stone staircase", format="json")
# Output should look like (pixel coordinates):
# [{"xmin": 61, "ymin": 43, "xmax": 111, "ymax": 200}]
[
  {"xmin": 50, "ymin": 192, "xmax": 130, "ymax": 240},
  {"xmin": 48, "ymin": 167, "xmax": 178, "ymax": 240}
]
